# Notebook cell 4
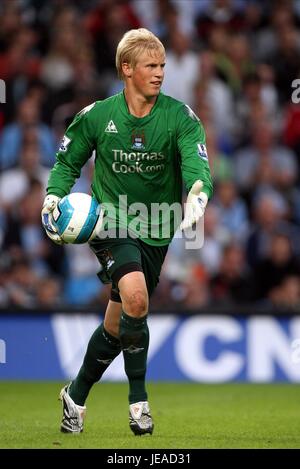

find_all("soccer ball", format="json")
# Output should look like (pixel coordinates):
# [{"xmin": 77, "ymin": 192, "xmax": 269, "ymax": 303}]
[{"xmin": 51, "ymin": 193, "xmax": 101, "ymax": 244}]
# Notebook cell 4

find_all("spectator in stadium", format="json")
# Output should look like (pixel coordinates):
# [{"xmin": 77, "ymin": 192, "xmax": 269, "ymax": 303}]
[
  {"xmin": 213, "ymin": 178, "xmax": 249, "ymax": 242},
  {"xmin": 4, "ymin": 258, "xmax": 37, "ymax": 308},
  {"xmin": 246, "ymin": 191, "xmax": 300, "ymax": 267},
  {"xmin": 35, "ymin": 277, "xmax": 62, "ymax": 307},
  {"xmin": 253, "ymin": 232, "xmax": 300, "ymax": 301},
  {"xmin": 162, "ymin": 28, "xmax": 199, "ymax": 107},
  {"xmin": 266, "ymin": 23, "xmax": 300, "ymax": 105},
  {"xmin": 0, "ymin": 140, "xmax": 49, "ymax": 212},
  {"xmin": 210, "ymin": 242, "xmax": 254, "ymax": 305},
  {"xmin": 41, "ymin": 28, "xmax": 212, "ymax": 436},
  {"xmin": 234, "ymin": 122, "xmax": 298, "ymax": 195},
  {"xmin": 193, "ymin": 51, "xmax": 235, "ymax": 143},
  {"xmin": 195, "ymin": 0, "xmax": 247, "ymax": 44},
  {"xmin": 269, "ymin": 275, "xmax": 300, "ymax": 310},
  {"xmin": 3, "ymin": 181, "xmax": 66, "ymax": 278},
  {"xmin": 234, "ymin": 72, "xmax": 278, "ymax": 146},
  {"xmin": 0, "ymin": 97, "xmax": 56, "ymax": 170}
]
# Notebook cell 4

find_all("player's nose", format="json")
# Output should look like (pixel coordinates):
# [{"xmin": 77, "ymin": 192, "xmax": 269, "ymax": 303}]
[{"xmin": 155, "ymin": 69, "xmax": 164, "ymax": 79}]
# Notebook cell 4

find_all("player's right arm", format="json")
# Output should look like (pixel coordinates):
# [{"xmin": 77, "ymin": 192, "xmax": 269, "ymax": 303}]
[
  {"xmin": 42, "ymin": 102, "xmax": 99, "ymax": 243},
  {"xmin": 47, "ymin": 102, "xmax": 98, "ymax": 198}
]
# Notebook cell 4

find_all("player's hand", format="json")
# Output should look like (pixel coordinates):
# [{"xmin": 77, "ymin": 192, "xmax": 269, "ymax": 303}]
[
  {"xmin": 41, "ymin": 194, "xmax": 64, "ymax": 245},
  {"xmin": 180, "ymin": 180, "xmax": 208, "ymax": 230}
]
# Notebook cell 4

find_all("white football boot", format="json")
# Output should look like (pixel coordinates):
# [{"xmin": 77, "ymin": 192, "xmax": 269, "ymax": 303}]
[
  {"xmin": 129, "ymin": 401, "xmax": 153, "ymax": 435},
  {"xmin": 59, "ymin": 384, "xmax": 86, "ymax": 433}
]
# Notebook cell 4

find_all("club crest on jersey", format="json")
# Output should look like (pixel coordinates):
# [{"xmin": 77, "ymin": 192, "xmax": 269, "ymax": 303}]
[{"xmin": 132, "ymin": 130, "xmax": 145, "ymax": 150}]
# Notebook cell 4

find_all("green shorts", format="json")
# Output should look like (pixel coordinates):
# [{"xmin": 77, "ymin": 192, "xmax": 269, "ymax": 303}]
[{"xmin": 89, "ymin": 236, "xmax": 168, "ymax": 303}]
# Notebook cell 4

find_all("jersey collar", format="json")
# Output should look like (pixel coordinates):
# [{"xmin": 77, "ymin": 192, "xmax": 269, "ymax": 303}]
[{"xmin": 119, "ymin": 90, "xmax": 161, "ymax": 124}]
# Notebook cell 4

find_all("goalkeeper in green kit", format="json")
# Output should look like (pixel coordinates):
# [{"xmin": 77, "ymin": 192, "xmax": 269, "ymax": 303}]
[{"xmin": 41, "ymin": 28, "xmax": 213, "ymax": 435}]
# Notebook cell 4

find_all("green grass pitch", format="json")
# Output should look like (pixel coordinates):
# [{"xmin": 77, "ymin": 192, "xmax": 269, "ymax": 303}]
[{"xmin": 1, "ymin": 382, "xmax": 299, "ymax": 449}]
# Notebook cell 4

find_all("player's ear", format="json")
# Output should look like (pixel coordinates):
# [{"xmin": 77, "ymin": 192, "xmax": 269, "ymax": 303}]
[{"xmin": 122, "ymin": 62, "xmax": 132, "ymax": 78}]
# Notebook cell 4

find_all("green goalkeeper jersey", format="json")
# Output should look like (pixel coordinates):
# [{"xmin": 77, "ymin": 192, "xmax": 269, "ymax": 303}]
[{"xmin": 47, "ymin": 91, "xmax": 213, "ymax": 246}]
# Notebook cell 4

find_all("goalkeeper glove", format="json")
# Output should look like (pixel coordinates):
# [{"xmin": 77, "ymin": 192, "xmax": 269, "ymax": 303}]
[
  {"xmin": 41, "ymin": 194, "xmax": 64, "ymax": 245},
  {"xmin": 180, "ymin": 180, "xmax": 208, "ymax": 230}
]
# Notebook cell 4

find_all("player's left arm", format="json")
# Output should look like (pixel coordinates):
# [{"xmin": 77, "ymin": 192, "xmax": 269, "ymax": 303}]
[{"xmin": 176, "ymin": 104, "xmax": 213, "ymax": 229}]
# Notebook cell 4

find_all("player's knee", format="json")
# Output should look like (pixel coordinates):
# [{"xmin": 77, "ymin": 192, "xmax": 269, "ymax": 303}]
[{"xmin": 123, "ymin": 290, "xmax": 148, "ymax": 317}]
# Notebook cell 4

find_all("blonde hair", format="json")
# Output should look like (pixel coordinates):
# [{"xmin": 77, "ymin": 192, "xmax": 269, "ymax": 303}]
[{"xmin": 116, "ymin": 28, "xmax": 165, "ymax": 80}]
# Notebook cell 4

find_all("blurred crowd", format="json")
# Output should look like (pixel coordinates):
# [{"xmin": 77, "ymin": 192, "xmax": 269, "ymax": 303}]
[{"xmin": 1, "ymin": 0, "xmax": 300, "ymax": 311}]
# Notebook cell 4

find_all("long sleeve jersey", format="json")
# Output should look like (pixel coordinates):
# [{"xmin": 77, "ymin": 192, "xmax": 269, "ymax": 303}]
[{"xmin": 47, "ymin": 91, "xmax": 213, "ymax": 246}]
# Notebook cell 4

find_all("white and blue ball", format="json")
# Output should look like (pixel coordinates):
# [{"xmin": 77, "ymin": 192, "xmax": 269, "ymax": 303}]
[{"xmin": 52, "ymin": 193, "xmax": 101, "ymax": 244}]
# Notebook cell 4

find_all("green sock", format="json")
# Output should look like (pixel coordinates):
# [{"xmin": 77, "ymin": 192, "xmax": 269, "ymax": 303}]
[
  {"xmin": 69, "ymin": 323, "xmax": 121, "ymax": 406},
  {"xmin": 119, "ymin": 311, "xmax": 149, "ymax": 404}
]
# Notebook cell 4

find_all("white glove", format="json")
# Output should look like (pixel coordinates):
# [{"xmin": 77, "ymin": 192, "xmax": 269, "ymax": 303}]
[
  {"xmin": 180, "ymin": 180, "xmax": 208, "ymax": 230},
  {"xmin": 41, "ymin": 194, "xmax": 64, "ymax": 245}
]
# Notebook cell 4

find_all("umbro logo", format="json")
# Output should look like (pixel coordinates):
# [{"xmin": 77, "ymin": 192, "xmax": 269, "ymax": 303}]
[
  {"xmin": 123, "ymin": 345, "xmax": 144, "ymax": 354},
  {"xmin": 105, "ymin": 120, "xmax": 118, "ymax": 133},
  {"xmin": 96, "ymin": 358, "xmax": 113, "ymax": 365}
]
